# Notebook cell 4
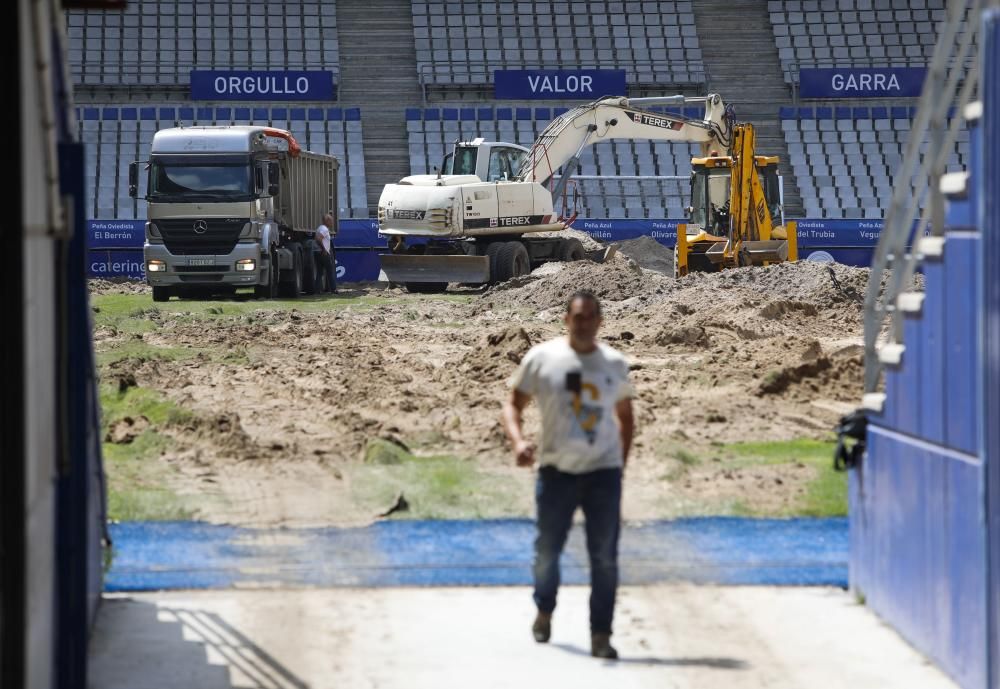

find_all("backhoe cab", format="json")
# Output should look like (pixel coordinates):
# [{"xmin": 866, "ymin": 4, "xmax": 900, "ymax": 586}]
[{"xmin": 675, "ymin": 124, "xmax": 797, "ymax": 276}]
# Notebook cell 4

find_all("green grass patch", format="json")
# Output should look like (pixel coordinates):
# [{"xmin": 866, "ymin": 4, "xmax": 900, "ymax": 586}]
[
  {"xmin": 800, "ymin": 463, "xmax": 849, "ymax": 517},
  {"xmin": 103, "ymin": 430, "xmax": 194, "ymax": 521},
  {"xmin": 96, "ymin": 340, "xmax": 197, "ymax": 367},
  {"xmin": 723, "ymin": 438, "xmax": 837, "ymax": 464},
  {"xmin": 722, "ymin": 438, "xmax": 846, "ymax": 517},
  {"xmin": 100, "ymin": 383, "xmax": 194, "ymax": 428},
  {"xmin": 100, "ymin": 384, "xmax": 197, "ymax": 521},
  {"xmin": 352, "ymin": 440, "xmax": 520, "ymax": 519}
]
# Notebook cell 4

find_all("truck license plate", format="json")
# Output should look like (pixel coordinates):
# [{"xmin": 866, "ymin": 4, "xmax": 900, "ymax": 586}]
[{"xmin": 188, "ymin": 258, "xmax": 214, "ymax": 266}]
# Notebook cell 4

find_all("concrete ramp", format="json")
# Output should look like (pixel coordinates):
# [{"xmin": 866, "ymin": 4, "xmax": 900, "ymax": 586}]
[{"xmin": 89, "ymin": 586, "xmax": 957, "ymax": 689}]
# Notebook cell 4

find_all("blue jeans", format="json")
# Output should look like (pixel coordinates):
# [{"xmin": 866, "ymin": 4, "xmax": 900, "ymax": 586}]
[{"xmin": 533, "ymin": 465, "xmax": 622, "ymax": 634}]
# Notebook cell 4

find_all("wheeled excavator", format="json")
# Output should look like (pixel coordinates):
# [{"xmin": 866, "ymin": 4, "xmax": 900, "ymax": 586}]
[{"xmin": 377, "ymin": 93, "xmax": 795, "ymax": 290}]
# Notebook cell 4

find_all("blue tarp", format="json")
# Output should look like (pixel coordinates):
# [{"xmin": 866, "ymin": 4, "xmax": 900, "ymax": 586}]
[{"xmin": 106, "ymin": 517, "xmax": 848, "ymax": 591}]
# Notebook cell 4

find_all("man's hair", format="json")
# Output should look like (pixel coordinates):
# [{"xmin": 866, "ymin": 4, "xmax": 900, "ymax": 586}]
[{"xmin": 566, "ymin": 290, "xmax": 601, "ymax": 317}]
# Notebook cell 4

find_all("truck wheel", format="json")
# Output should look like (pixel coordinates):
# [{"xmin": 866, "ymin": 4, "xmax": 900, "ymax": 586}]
[
  {"xmin": 151, "ymin": 286, "xmax": 170, "ymax": 302},
  {"xmin": 280, "ymin": 245, "xmax": 304, "ymax": 298},
  {"xmin": 254, "ymin": 248, "xmax": 278, "ymax": 299},
  {"xmin": 495, "ymin": 241, "xmax": 530, "ymax": 282},
  {"xmin": 301, "ymin": 242, "xmax": 317, "ymax": 294},
  {"xmin": 559, "ymin": 237, "xmax": 586, "ymax": 262}
]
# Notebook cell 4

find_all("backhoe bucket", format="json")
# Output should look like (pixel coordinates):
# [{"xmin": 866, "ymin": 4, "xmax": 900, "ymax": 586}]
[
  {"xmin": 743, "ymin": 239, "xmax": 789, "ymax": 264},
  {"xmin": 703, "ymin": 240, "xmax": 788, "ymax": 266},
  {"xmin": 378, "ymin": 254, "xmax": 491, "ymax": 285}
]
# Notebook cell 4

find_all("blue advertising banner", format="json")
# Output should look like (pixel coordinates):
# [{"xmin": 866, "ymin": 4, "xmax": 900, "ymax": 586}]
[
  {"xmin": 494, "ymin": 69, "xmax": 626, "ymax": 100},
  {"xmin": 335, "ymin": 249, "xmax": 383, "ymax": 282},
  {"xmin": 84, "ymin": 219, "xmax": 890, "ymax": 277},
  {"xmin": 336, "ymin": 219, "xmax": 383, "ymax": 248},
  {"xmin": 572, "ymin": 218, "xmax": 679, "ymax": 245},
  {"xmin": 190, "ymin": 71, "xmax": 335, "ymax": 101},
  {"xmin": 798, "ymin": 67, "xmax": 926, "ymax": 99},
  {"xmin": 88, "ymin": 219, "xmax": 145, "ymax": 249},
  {"xmin": 794, "ymin": 219, "xmax": 885, "ymax": 247},
  {"xmin": 86, "ymin": 249, "xmax": 383, "ymax": 282},
  {"xmin": 86, "ymin": 219, "xmax": 384, "ymax": 250},
  {"xmin": 88, "ymin": 250, "xmax": 146, "ymax": 279},
  {"xmin": 573, "ymin": 218, "xmax": 885, "ymax": 251}
]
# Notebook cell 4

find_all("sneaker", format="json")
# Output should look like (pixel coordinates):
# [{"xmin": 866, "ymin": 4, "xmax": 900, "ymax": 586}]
[
  {"xmin": 532, "ymin": 611, "xmax": 552, "ymax": 643},
  {"xmin": 591, "ymin": 633, "xmax": 618, "ymax": 660}
]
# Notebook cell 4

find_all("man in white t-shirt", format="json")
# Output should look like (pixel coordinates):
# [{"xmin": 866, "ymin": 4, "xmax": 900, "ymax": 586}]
[
  {"xmin": 314, "ymin": 213, "xmax": 337, "ymax": 293},
  {"xmin": 502, "ymin": 290, "xmax": 634, "ymax": 660}
]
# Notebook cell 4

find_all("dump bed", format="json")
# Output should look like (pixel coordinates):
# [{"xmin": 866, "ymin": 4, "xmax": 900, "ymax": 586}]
[{"xmin": 277, "ymin": 150, "xmax": 339, "ymax": 233}]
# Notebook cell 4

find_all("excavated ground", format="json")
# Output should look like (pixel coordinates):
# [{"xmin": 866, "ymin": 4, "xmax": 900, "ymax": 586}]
[{"xmin": 91, "ymin": 250, "xmax": 878, "ymax": 527}]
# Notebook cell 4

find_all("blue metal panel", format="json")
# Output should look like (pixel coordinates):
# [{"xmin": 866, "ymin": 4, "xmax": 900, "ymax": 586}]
[
  {"xmin": 896, "ymin": 314, "xmax": 922, "ymax": 435},
  {"xmin": 944, "ymin": 235, "xmax": 980, "ymax": 455},
  {"xmin": 860, "ymin": 427, "xmax": 986, "ymax": 688},
  {"xmin": 921, "ymin": 258, "xmax": 947, "ymax": 444},
  {"xmin": 981, "ymin": 10, "xmax": 1000, "ymax": 688},
  {"xmin": 883, "ymin": 367, "xmax": 901, "ymax": 430}
]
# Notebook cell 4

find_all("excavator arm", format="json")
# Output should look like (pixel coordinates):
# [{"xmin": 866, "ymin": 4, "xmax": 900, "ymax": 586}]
[{"xmin": 516, "ymin": 94, "xmax": 731, "ymax": 202}]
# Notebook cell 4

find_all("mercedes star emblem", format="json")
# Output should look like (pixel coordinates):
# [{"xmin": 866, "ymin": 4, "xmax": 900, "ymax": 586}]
[{"xmin": 193, "ymin": 220, "xmax": 208, "ymax": 234}]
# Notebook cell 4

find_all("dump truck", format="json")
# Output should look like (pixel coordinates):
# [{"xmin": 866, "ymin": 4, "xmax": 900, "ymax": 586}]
[{"xmin": 130, "ymin": 126, "xmax": 338, "ymax": 301}]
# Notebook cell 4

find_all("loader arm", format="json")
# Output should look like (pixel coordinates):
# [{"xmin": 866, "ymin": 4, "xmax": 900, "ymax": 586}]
[
  {"xmin": 728, "ymin": 123, "xmax": 774, "ymax": 259},
  {"xmin": 516, "ymin": 94, "xmax": 731, "ymax": 200}
]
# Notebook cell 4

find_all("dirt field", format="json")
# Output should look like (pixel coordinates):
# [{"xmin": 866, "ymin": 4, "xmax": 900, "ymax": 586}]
[{"xmin": 91, "ymin": 249, "xmax": 872, "ymax": 527}]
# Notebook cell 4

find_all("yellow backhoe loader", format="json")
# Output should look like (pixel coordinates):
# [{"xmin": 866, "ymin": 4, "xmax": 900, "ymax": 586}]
[{"xmin": 675, "ymin": 122, "xmax": 797, "ymax": 276}]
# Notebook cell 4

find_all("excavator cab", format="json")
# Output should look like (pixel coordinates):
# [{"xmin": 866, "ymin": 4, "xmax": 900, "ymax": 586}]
[{"xmin": 675, "ymin": 124, "xmax": 797, "ymax": 277}]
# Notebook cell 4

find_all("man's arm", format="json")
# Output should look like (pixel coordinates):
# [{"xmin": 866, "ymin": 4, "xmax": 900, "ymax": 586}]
[
  {"xmin": 614, "ymin": 398, "xmax": 634, "ymax": 467},
  {"xmin": 502, "ymin": 388, "xmax": 536, "ymax": 467}
]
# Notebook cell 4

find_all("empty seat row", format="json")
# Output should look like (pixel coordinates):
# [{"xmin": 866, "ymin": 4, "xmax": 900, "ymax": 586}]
[
  {"xmin": 413, "ymin": 0, "xmax": 704, "ymax": 88},
  {"xmin": 766, "ymin": 0, "xmax": 972, "ymax": 85},
  {"xmin": 780, "ymin": 106, "xmax": 969, "ymax": 219},
  {"xmin": 77, "ymin": 104, "xmax": 368, "ymax": 219},
  {"xmin": 65, "ymin": 0, "xmax": 340, "ymax": 87}
]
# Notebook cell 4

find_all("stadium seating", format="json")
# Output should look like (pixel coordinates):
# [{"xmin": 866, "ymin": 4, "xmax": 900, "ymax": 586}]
[
  {"xmin": 405, "ymin": 106, "xmax": 698, "ymax": 218},
  {"xmin": 780, "ymin": 105, "xmax": 969, "ymax": 219},
  {"xmin": 78, "ymin": 105, "xmax": 369, "ymax": 219},
  {"xmin": 412, "ymin": 0, "xmax": 705, "ymax": 90},
  {"xmin": 768, "ymin": 0, "xmax": 958, "ymax": 85},
  {"xmin": 65, "ymin": 0, "xmax": 340, "ymax": 87}
]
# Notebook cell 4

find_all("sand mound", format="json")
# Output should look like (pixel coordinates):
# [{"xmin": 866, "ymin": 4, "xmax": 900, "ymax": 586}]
[{"xmin": 614, "ymin": 235, "xmax": 675, "ymax": 275}]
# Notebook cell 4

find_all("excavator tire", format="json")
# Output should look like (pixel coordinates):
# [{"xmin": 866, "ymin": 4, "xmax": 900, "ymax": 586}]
[
  {"xmin": 495, "ymin": 241, "xmax": 530, "ymax": 283},
  {"xmin": 485, "ymin": 242, "xmax": 505, "ymax": 284},
  {"xmin": 559, "ymin": 237, "xmax": 586, "ymax": 262}
]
